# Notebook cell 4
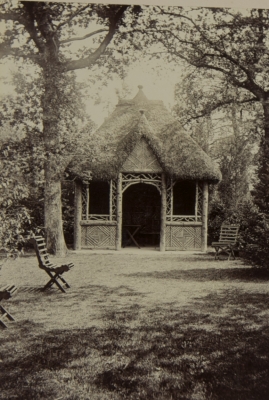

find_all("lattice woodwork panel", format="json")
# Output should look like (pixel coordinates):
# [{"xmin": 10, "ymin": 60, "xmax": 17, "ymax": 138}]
[
  {"xmin": 165, "ymin": 226, "xmax": 202, "ymax": 250},
  {"xmin": 81, "ymin": 185, "xmax": 88, "ymax": 219},
  {"xmin": 166, "ymin": 178, "xmax": 173, "ymax": 219},
  {"xmin": 122, "ymin": 173, "xmax": 162, "ymax": 193},
  {"xmin": 81, "ymin": 225, "xmax": 116, "ymax": 248},
  {"xmin": 170, "ymin": 216, "xmax": 196, "ymax": 222},
  {"xmin": 122, "ymin": 138, "xmax": 162, "ymax": 172},
  {"xmin": 88, "ymin": 215, "xmax": 110, "ymax": 221}
]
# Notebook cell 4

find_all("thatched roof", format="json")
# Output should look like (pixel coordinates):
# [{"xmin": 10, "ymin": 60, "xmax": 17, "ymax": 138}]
[{"xmin": 73, "ymin": 86, "xmax": 221, "ymax": 183}]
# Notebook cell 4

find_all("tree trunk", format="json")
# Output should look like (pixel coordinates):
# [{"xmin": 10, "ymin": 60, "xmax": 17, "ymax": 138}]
[
  {"xmin": 44, "ymin": 173, "xmax": 67, "ymax": 256},
  {"xmin": 42, "ymin": 66, "xmax": 67, "ymax": 255}
]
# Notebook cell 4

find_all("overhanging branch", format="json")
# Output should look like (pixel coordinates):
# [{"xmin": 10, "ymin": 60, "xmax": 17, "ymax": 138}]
[
  {"xmin": 157, "ymin": 7, "xmax": 261, "ymax": 90},
  {"xmin": 184, "ymin": 97, "xmax": 259, "ymax": 123},
  {"xmin": 0, "ymin": 11, "xmax": 22, "ymax": 22},
  {"xmin": 63, "ymin": 5, "xmax": 128, "ymax": 72},
  {"xmin": 60, "ymin": 29, "xmax": 108, "ymax": 44},
  {"xmin": 55, "ymin": 5, "xmax": 91, "ymax": 32}
]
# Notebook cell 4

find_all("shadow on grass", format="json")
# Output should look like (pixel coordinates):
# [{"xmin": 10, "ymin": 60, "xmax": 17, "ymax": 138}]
[
  {"xmin": 0, "ymin": 288, "xmax": 268, "ymax": 400},
  {"xmin": 124, "ymin": 267, "xmax": 269, "ymax": 282},
  {"xmin": 10, "ymin": 284, "xmax": 147, "ymax": 309}
]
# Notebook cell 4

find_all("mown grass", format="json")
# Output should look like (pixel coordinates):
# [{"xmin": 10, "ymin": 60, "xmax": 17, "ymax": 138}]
[{"xmin": 0, "ymin": 252, "xmax": 269, "ymax": 399}]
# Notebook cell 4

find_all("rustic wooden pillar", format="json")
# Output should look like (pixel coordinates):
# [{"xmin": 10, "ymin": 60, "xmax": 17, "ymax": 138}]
[
  {"xmin": 109, "ymin": 179, "xmax": 113, "ymax": 221},
  {"xmin": 116, "ymin": 173, "xmax": 122, "ymax": 250},
  {"xmin": 74, "ymin": 180, "xmax": 82, "ymax": 250},
  {"xmin": 201, "ymin": 182, "xmax": 209, "ymax": 251},
  {"xmin": 195, "ymin": 182, "xmax": 198, "ymax": 222},
  {"xmin": 160, "ymin": 173, "xmax": 167, "ymax": 252},
  {"xmin": 85, "ymin": 183, "xmax": 89, "ymax": 220}
]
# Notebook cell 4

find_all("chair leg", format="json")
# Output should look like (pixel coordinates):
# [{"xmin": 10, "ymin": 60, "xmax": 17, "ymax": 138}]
[
  {"xmin": 58, "ymin": 274, "xmax": 70, "ymax": 288},
  {"xmin": 43, "ymin": 271, "xmax": 66, "ymax": 293},
  {"xmin": 0, "ymin": 305, "xmax": 15, "ymax": 321},
  {"xmin": 0, "ymin": 304, "xmax": 15, "ymax": 329},
  {"xmin": 0, "ymin": 318, "xmax": 8, "ymax": 329}
]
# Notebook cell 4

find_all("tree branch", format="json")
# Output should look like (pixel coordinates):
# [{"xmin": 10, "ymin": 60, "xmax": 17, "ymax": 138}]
[
  {"xmin": 64, "ymin": 5, "xmax": 128, "ymax": 72},
  {"xmin": 0, "ymin": 11, "xmax": 22, "ymax": 22},
  {"xmin": 55, "ymin": 5, "xmax": 91, "ymax": 32},
  {"xmin": 0, "ymin": 41, "xmax": 40, "ymax": 63},
  {"xmin": 178, "ymin": 54, "xmax": 265, "ymax": 99},
  {"xmin": 157, "ymin": 7, "xmax": 260, "ymax": 88},
  {"xmin": 21, "ymin": 2, "xmax": 46, "ymax": 54},
  {"xmin": 184, "ymin": 97, "xmax": 258, "ymax": 123},
  {"xmin": 60, "ymin": 29, "xmax": 108, "ymax": 44}
]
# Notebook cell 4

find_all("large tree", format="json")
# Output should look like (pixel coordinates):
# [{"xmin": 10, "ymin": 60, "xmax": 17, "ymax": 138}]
[
  {"xmin": 137, "ymin": 7, "xmax": 269, "ymax": 212},
  {"xmin": 0, "ymin": 63, "xmax": 97, "ymax": 252},
  {"xmin": 144, "ymin": 7, "xmax": 269, "ymax": 130},
  {"xmin": 0, "ymin": 1, "xmax": 137, "ymax": 254}
]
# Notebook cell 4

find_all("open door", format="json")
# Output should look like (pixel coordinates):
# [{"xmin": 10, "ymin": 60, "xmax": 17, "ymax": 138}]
[{"xmin": 122, "ymin": 183, "xmax": 161, "ymax": 248}]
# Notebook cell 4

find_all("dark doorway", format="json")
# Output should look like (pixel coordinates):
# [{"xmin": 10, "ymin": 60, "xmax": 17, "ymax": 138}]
[{"xmin": 122, "ymin": 183, "xmax": 161, "ymax": 248}]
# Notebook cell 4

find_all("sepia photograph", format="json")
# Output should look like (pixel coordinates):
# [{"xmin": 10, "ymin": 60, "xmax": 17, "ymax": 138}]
[{"xmin": 0, "ymin": 0, "xmax": 269, "ymax": 398}]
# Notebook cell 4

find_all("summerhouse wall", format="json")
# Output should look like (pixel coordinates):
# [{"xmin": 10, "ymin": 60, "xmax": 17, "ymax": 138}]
[{"xmin": 74, "ymin": 178, "xmax": 208, "ymax": 251}]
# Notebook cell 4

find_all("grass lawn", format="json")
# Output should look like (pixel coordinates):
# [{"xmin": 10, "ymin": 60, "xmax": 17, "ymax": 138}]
[{"xmin": 0, "ymin": 249, "xmax": 269, "ymax": 400}]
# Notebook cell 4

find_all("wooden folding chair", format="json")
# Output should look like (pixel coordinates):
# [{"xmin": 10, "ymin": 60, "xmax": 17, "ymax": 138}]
[
  {"xmin": 30, "ymin": 236, "xmax": 74, "ymax": 293},
  {"xmin": 212, "ymin": 224, "xmax": 240, "ymax": 260},
  {"xmin": 0, "ymin": 284, "xmax": 17, "ymax": 329}
]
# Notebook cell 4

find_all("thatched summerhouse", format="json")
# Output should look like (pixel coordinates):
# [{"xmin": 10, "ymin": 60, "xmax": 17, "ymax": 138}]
[{"xmin": 73, "ymin": 86, "xmax": 221, "ymax": 251}]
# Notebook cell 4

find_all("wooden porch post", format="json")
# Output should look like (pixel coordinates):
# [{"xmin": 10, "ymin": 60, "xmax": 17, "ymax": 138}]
[
  {"xmin": 85, "ymin": 183, "xmax": 89, "ymax": 220},
  {"xmin": 160, "ymin": 173, "xmax": 166, "ymax": 252},
  {"xmin": 201, "ymin": 182, "xmax": 209, "ymax": 251},
  {"xmin": 116, "ymin": 173, "xmax": 122, "ymax": 250},
  {"xmin": 74, "ymin": 180, "xmax": 82, "ymax": 250}
]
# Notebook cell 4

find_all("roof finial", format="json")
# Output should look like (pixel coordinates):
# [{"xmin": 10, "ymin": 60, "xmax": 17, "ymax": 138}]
[{"xmin": 138, "ymin": 85, "xmax": 143, "ymax": 90}]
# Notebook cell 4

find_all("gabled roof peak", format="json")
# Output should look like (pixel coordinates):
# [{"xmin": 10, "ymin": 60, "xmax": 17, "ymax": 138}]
[{"xmin": 124, "ymin": 108, "xmax": 154, "ymax": 138}]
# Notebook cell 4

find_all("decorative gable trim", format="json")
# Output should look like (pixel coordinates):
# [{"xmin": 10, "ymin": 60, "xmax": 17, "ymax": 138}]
[{"xmin": 121, "ymin": 137, "xmax": 163, "ymax": 172}]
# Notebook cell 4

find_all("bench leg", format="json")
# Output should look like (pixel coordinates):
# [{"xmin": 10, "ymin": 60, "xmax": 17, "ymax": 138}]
[
  {"xmin": 214, "ymin": 247, "xmax": 220, "ymax": 260},
  {"xmin": 228, "ymin": 247, "xmax": 236, "ymax": 261}
]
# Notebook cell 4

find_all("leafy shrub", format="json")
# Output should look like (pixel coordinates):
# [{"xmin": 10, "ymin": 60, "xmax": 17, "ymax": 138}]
[
  {"xmin": 0, "ymin": 207, "xmax": 31, "ymax": 255},
  {"xmin": 235, "ymin": 201, "xmax": 269, "ymax": 268},
  {"xmin": 62, "ymin": 181, "xmax": 75, "ymax": 246},
  {"xmin": 208, "ymin": 197, "xmax": 269, "ymax": 268},
  {"xmin": 208, "ymin": 198, "xmax": 226, "ymax": 244}
]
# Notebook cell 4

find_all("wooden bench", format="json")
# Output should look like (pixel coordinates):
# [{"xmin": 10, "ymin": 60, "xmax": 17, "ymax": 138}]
[
  {"xmin": 30, "ymin": 236, "xmax": 74, "ymax": 293},
  {"xmin": 211, "ymin": 224, "xmax": 240, "ymax": 260},
  {"xmin": 0, "ymin": 284, "xmax": 17, "ymax": 328}
]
